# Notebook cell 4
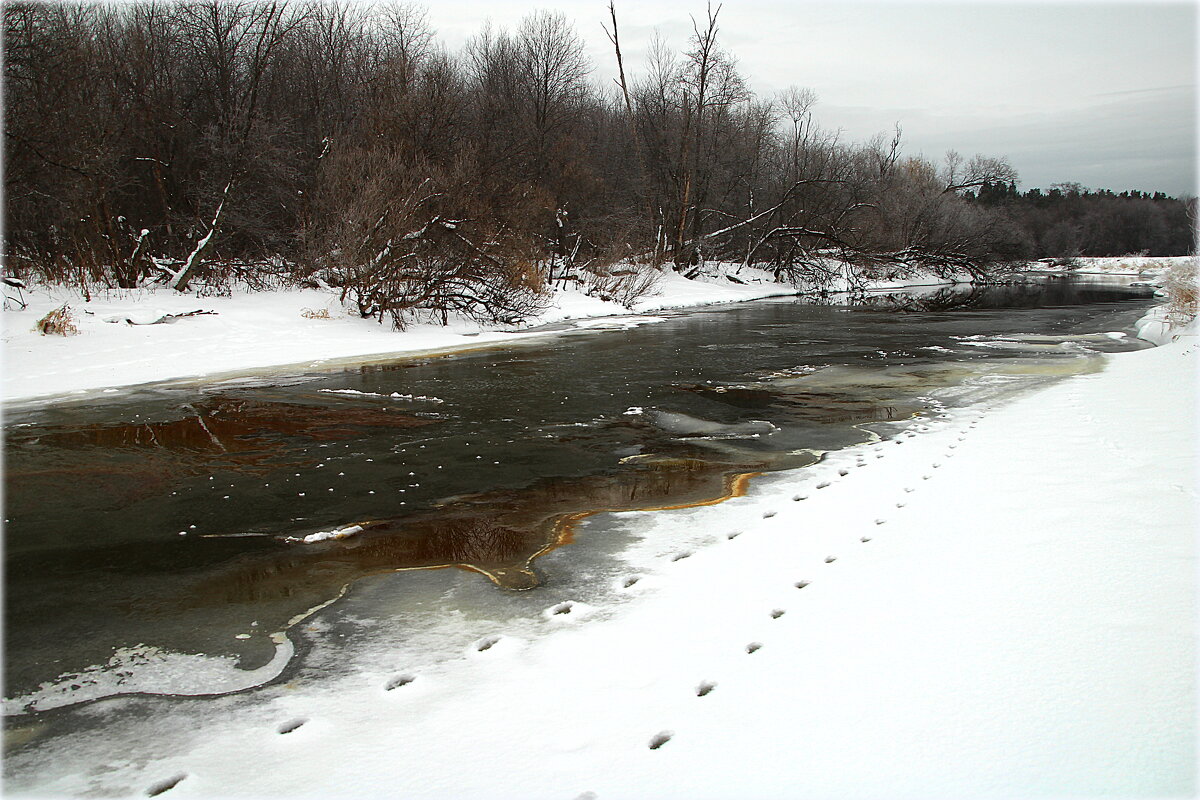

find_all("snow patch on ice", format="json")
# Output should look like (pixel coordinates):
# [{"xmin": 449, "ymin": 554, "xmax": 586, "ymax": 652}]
[
  {"xmin": 284, "ymin": 524, "xmax": 366, "ymax": 544},
  {"xmin": 568, "ymin": 315, "xmax": 668, "ymax": 330},
  {"xmin": 649, "ymin": 410, "xmax": 779, "ymax": 439},
  {"xmin": 5, "ymin": 635, "xmax": 295, "ymax": 715}
]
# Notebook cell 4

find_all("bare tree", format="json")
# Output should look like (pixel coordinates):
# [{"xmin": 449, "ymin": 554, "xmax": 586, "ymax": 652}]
[
  {"xmin": 516, "ymin": 10, "xmax": 590, "ymax": 180},
  {"xmin": 941, "ymin": 150, "xmax": 1018, "ymax": 195},
  {"xmin": 170, "ymin": 1, "xmax": 307, "ymax": 291},
  {"xmin": 309, "ymin": 147, "xmax": 548, "ymax": 329},
  {"xmin": 670, "ymin": 3, "xmax": 749, "ymax": 267}
]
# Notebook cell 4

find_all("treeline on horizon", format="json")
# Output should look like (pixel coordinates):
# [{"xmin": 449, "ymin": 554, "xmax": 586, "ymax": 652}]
[
  {"xmin": 4, "ymin": 1, "xmax": 1195, "ymax": 327},
  {"xmin": 970, "ymin": 182, "xmax": 1192, "ymax": 262}
]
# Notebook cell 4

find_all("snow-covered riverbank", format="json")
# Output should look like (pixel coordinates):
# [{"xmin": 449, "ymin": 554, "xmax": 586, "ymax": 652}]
[
  {"xmin": 11, "ymin": 257, "xmax": 1180, "ymax": 407},
  {"xmin": 2, "ymin": 265, "xmax": 806, "ymax": 406},
  {"xmin": 5, "ymin": 305, "xmax": 1195, "ymax": 797},
  {"xmin": 9, "ymin": 257, "xmax": 1185, "ymax": 407}
]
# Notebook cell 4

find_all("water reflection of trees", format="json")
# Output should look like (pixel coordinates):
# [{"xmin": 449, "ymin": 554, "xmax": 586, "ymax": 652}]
[
  {"xmin": 848, "ymin": 279, "xmax": 1152, "ymax": 313},
  {"xmin": 849, "ymin": 285, "xmax": 1001, "ymax": 312},
  {"xmin": 12, "ymin": 396, "xmax": 438, "ymax": 453},
  {"xmin": 4, "ymin": 396, "xmax": 443, "ymax": 509},
  {"xmin": 182, "ymin": 455, "xmax": 753, "ymax": 617}
]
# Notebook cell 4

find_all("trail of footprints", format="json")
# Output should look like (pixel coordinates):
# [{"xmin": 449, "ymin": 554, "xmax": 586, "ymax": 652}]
[
  {"xmin": 191, "ymin": 412, "xmax": 986, "ymax": 778},
  {"xmin": 639, "ymin": 409, "xmax": 987, "ymax": 752}
]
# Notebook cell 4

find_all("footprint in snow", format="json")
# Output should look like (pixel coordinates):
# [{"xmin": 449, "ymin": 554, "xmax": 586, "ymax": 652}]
[
  {"xmin": 860, "ymin": 536, "xmax": 872, "ymax": 542},
  {"xmin": 904, "ymin": 487, "xmax": 915, "ymax": 493},
  {"xmin": 621, "ymin": 575, "xmax": 641, "ymax": 588},
  {"xmin": 874, "ymin": 518, "xmax": 886, "ymax": 524},
  {"xmin": 475, "ymin": 635, "xmax": 502, "ymax": 652},
  {"xmin": 922, "ymin": 474, "xmax": 931, "ymax": 480},
  {"xmin": 547, "ymin": 601, "xmax": 575, "ymax": 616},
  {"xmin": 146, "ymin": 774, "xmax": 188, "ymax": 797},
  {"xmin": 726, "ymin": 531, "xmax": 742, "ymax": 540},
  {"xmin": 794, "ymin": 580, "xmax": 810, "ymax": 589},
  {"xmin": 762, "ymin": 510, "xmax": 776, "ymax": 519},
  {"xmin": 896, "ymin": 501, "xmax": 907, "ymax": 508},
  {"xmin": 671, "ymin": 551, "xmax": 692, "ymax": 562},
  {"xmin": 770, "ymin": 608, "xmax": 786, "ymax": 619},
  {"xmin": 816, "ymin": 481, "xmax": 831, "ymax": 489},
  {"xmin": 791, "ymin": 494, "xmax": 807, "ymax": 502},
  {"xmin": 649, "ymin": 731, "xmax": 674, "ymax": 750},
  {"xmin": 278, "ymin": 718, "xmax": 308, "ymax": 734},
  {"xmin": 385, "ymin": 674, "xmax": 416, "ymax": 691},
  {"xmin": 746, "ymin": 642, "xmax": 763, "ymax": 654},
  {"xmin": 824, "ymin": 555, "xmax": 837, "ymax": 563},
  {"xmin": 838, "ymin": 468, "xmax": 849, "ymax": 477},
  {"xmin": 697, "ymin": 680, "xmax": 718, "ymax": 697}
]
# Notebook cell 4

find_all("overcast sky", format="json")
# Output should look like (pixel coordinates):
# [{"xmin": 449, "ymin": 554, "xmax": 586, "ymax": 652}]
[{"xmin": 423, "ymin": 0, "xmax": 1197, "ymax": 196}]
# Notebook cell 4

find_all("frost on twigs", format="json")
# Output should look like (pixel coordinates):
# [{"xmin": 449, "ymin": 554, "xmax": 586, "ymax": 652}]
[{"xmin": 36, "ymin": 304, "xmax": 79, "ymax": 336}]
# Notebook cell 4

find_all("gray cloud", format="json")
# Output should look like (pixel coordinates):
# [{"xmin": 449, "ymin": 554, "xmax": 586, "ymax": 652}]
[{"xmin": 831, "ymin": 86, "xmax": 1198, "ymax": 195}]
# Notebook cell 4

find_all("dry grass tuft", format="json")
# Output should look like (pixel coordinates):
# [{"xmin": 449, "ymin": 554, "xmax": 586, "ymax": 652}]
[
  {"xmin": 301, "ymin": 307, "xmax": 332, "ymax": 319},
  {"xmin": 36, "ymin": 304, "xmax": 79, "ymax": 336},
  {"xmin": 1164, "ymin": 258, "xmax": 1198, "ymax": 325}
]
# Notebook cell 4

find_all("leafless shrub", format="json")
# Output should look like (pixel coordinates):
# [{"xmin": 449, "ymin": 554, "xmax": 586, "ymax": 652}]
[
  {"xmin": 36, "ymin": 304, "xmax": 79, "ymax": 335},
  {"xmin": 305, "ymin": 146, "xmax": 551, "ymax": 330},
  {"xmin": 584, "ymin": 263, "xmax": 662, "ymax": 309},
  {"xmin": 1060, "ymin": 256, "xmax": 1081, "ymax": 270}
]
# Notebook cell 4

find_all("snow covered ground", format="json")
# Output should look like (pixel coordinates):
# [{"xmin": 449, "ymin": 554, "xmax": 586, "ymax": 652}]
[
  {"xmin": 1032, "ymin": 254, "xmax": 1193, "ymax": 278},
  {"xmin": 3, "ymin": 274, "xmax": 1195, "ymax": 796}
]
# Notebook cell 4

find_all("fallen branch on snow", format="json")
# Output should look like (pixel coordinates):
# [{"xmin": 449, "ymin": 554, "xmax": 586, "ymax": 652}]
[{"xmin": 124, "ymin": 309, "xmax": 217, "ymax": 325}]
